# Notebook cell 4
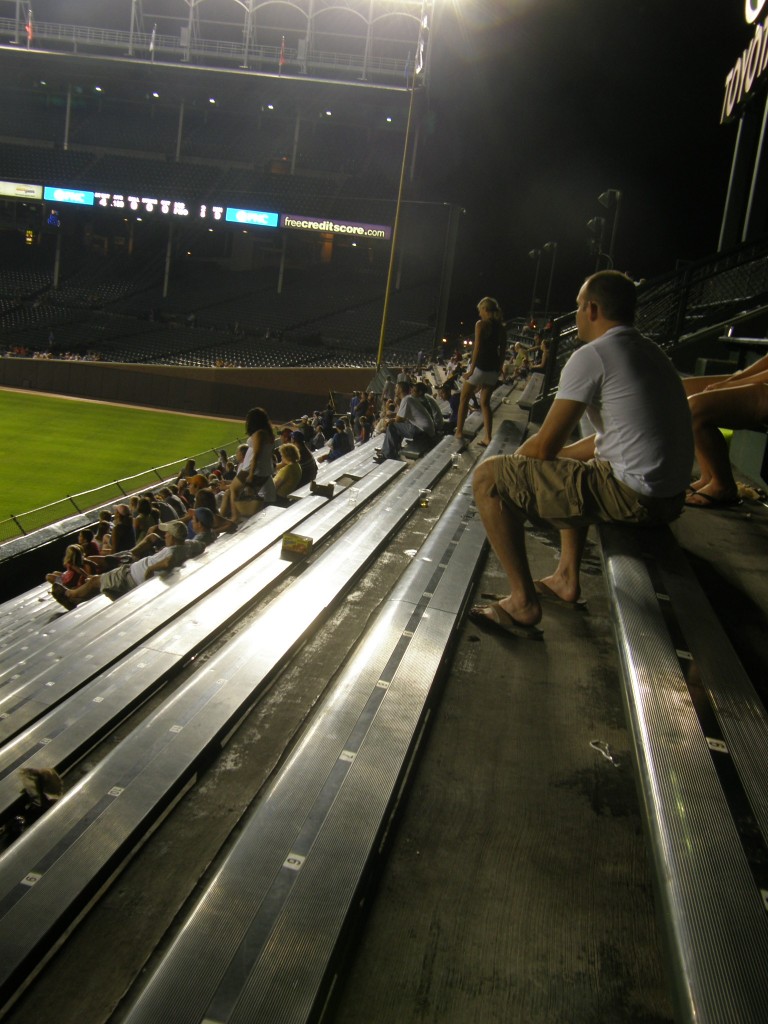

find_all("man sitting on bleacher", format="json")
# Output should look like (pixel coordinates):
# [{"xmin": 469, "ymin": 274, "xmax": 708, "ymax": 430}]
[
  {"xmin": 376, "ymin": 380, "xmax": 436, "ymax": 461},
  {"xmin": 470, "ymin": 270, "xmax": 693, "ymax": 638},
  {"xmin": 52, "ymin": 520, "xmax": 190, "ymax": 611}
]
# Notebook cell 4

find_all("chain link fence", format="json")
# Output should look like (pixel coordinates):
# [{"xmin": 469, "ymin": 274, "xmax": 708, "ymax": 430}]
[{"xmin": 0, "ymin": 441, "xmax": 243, "ymax": 545}]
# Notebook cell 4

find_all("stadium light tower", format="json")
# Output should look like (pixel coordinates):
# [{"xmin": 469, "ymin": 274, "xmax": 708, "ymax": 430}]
[
  {"xmin": 376, "ymin": 0, "xmax": 430, "ymax": 368},
  {"xmin": 542, "ymin": 241, "xmax": 557, "ymax": 315},
  {"xmin": 597, "ymin": 188, "xmax": 622, "ymax": 268},
  {"xmin": 528, "ymin": 248, "xmax": 542, "ymax": 320}
]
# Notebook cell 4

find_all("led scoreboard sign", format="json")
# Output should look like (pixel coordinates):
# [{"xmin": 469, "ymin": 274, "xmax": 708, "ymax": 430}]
[{"xmin": 39, "ymin": 183, "xmax": 391, "ymax": 238}]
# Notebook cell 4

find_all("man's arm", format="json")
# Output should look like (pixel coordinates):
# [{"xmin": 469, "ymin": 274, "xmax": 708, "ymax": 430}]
[{"xmin": 515, "ymin": 398, "xmax": 588, "ymax": 460}]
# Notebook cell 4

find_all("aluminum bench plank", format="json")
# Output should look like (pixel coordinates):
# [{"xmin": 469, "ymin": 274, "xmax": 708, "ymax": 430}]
[
  {"xmin": 600, "ymin": 523, "xmax": 768, "ymax": 1024},
  {"xmin": 0, "ymin": 442, "xmax": 457, "ymax": 1010}
]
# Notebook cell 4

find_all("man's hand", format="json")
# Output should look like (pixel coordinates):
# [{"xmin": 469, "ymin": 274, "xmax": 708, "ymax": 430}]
[{"xmin": 515, "ymin": 399, "xmax": 587, "ymax": 461}]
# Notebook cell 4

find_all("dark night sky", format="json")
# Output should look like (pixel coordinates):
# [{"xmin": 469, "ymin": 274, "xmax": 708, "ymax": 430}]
[{"xmin": 420, "ymin": 0, "xmax": 752, "ymax": 328}]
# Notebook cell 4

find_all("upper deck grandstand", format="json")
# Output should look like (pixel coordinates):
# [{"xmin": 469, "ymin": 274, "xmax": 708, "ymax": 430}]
[{"xmin": 0, "ymin": 0, "xmax": 453, "ymax": 369}]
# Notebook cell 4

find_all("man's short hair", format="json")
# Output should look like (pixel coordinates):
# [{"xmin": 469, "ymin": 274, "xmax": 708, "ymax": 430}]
[{"xmin": 583, "ymin": 271, "xmax": 637, "ymax": 324}]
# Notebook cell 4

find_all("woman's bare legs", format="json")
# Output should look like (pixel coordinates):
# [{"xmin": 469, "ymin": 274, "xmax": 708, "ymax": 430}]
[
  {"xmin": 479, "ymin": 386, "xmax": 493, "ymax": 444},
  {"xmin": 686, "ymin": 383, "xmax": 768, "ymax": 504},
  {"xmin": 455, "ymin": 380, "xmax": 476, "ymax": 439}
]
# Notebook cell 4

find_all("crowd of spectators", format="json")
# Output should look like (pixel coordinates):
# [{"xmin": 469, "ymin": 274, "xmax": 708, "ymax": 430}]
[{"xmin": 44, "ymin": 341, "xmax": 525, "ymax": 611}]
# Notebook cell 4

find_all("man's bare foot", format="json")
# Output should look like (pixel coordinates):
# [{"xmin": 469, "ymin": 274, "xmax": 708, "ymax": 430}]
[
  {"xmin": 684, "ymin": 485, "xmax": 740, "ymax": 508},
  {"xmin": 533, "ymin": 574, "xmax": 581, "ymax": 606},
  {"xmin": 496, "ymin": 595, "xmax": 542, "ymax": 627}
]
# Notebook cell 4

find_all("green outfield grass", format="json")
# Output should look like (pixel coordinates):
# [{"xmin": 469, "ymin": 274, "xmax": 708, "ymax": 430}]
[{"xmin": 0, "ymin": 389, "xmax": 242, "ymax": 525}]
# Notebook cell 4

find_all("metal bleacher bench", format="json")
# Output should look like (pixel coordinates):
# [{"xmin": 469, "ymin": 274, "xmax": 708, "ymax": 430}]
[
  {"xmin": 598, "ymin": 520, "xmax": 768, "ymax": 1023},
  {"xmin": 0, "ymin": 433, "xmax": 472, "ymax": 1013}
]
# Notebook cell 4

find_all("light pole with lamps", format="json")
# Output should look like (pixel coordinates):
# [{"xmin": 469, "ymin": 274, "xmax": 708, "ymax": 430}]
[
  {"xmin": 542, "ymin": 241, "xmax": 557, "ymax": 315},
  {"xmin": 528, "ymin": 248, "xmax": 541, "ymax": 320},
  {"xmin": 597, "ymin": 189, "xmax": 622, "ymax": 268}
]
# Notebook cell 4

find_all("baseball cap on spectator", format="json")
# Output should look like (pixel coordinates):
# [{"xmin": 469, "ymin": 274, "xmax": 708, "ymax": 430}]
[
  {"xmin": 114, "ymin": 504, "xmax": 130, "ymax": 516},
  {"xmin": 290, "ymin": 430, "xmax": 305, "ymax": 442},
  {"xmin": 194, "ymin": 507, "xmax": 214, "ymax": 529},
  {"xmin": 158, "ymin": 520, "xmax": 187, "ymax": 540}
]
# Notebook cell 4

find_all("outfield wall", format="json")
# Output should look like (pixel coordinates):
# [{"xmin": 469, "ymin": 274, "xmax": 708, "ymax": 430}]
[{"xmin": 0, "ymin": 359, "xmax": 374, "ymax": 422}]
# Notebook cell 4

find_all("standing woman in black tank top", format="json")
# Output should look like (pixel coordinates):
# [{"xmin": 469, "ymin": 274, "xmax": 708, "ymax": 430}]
[{"xmin": 455, "ymin": 296, "xmax": 506, "ymax": 446}]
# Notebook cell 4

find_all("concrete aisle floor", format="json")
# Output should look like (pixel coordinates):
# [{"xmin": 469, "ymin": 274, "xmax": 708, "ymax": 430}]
[
  {"xmin": 328, "ymin": 519, "xmax": 674, "ymax": 1024},
  {"xmin": 328, "ymin": 420, "xmax": 768, "ymax": 1024}
]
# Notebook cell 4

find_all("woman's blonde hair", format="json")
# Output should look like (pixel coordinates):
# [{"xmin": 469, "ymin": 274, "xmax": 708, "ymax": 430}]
[
  {"xmin": 280, "ymin": 443, "xmax": 300, "ymax": 463},
  {"xmin": 63, "ymin": 544, "xmax": 84, "ymax": 569},
  {"xmin": 477, "ymin": 296, "xmax": 503, "ymax": 321}
]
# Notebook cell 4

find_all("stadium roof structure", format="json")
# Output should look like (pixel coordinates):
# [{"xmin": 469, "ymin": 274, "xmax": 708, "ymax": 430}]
[{"xmin": 0, "ymin": 0, "xmax": 431, "ymax": 90}]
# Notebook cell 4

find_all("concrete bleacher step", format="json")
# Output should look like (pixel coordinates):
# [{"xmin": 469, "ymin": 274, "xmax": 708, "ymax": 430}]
[
  {"xmin": 599, "ymin": 522, "xmax": 768, "ymax": 1024},
  {"xmin": 0, "ymin": 437, "xmax": 463, "ymax": 1012}
]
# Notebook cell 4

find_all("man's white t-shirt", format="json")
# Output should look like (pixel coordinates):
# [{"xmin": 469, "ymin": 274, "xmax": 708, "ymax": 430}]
[
  {"xmin": 398, "ymin": 394, "xmax": 435, "ymax": 436},
  {"xmin": 555, "ymin": 326, "xmax": 693, "ymax": 497}
]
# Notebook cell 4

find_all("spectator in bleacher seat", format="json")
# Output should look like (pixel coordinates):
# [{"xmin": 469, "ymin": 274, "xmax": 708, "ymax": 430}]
[
  {"xmin": 158, "ymin": 486, "xmax": 187, "ymax": 518},
  {"xmin": 374, "ymin": 400, "xmax": 397, "ymax": 436},
  {"xmin": 215, "ymin": 449, "xmax": 229, "ymax": 474},
  {"xmin": 274, "ymin": 443, "xmax": 302, "ymax": 502},
  {"xmin": 437, "ymin": 383, "xmax": 460, "ymax": 431},
  {"xmin": 326, "ymin": 419, "xmax": 355, "ymax": 463},
  {"xmin": 470, "ymin": 271, "xmax": 693, "ymax": 637},
  {"xmin": 682, "ymin": 352, "xmax": 768, "ymax": 508},
  {"xmin": 94, "ymin": 515, "xmax": 112, "ymax": 551},
  {"xmin": 186, "ymin": 474, "xmax": 237, "ymax": 534},
  {"xmin": 310, "ymin": 423, "xmax": 327, "ymax": 451},
  {"xmin": 397, "ymin": 367, "xmax": 410, "ymax": 385},
  {"xmin": 274, "ymin": 426, "xmax": 293, "ymax": 458},
  {"xmin": 376, "ymin": 380, "xmax": 436, "ymax": 461},
  {"xmin": 77, "ymin": 529, "xmax": 100, "ymax": 558},
  {"xmin": 52, "ymin": 520, "xmax": 191, "ymax": 611},
  {"xmin": 290, "ymin": 431, "xmax": 318, "ymax": 486},
  {"xmin": 184, "ymin": 507, "xmax": 218, "ymax": 555},
  {"xmin": 381, "ymin": 375, "xmax": 396, "ymax": 404},
  {"xmin": 358, "ymin": 415, "xmax": 371, "ymax": 444},
  {"xmin": 46, "ymin": 544, "xmax": 87, "ymax": 592},
  {"xmin": 133, "ymin": 496, "xmax": 157, "ymax": 541},
  {"xmin": 455, "ymin": 296, "xmax": 506, "ymax": 447},
  {"xmin": 413, "ymin": 381, "xmax": 445, "ymax": 437},
  {"xmin": 176, "ymin": 458, "xmax": 197, "ymax": 483},
  {"xmin": 341, "ymin": 415, "xmax": 355, "ymax": 450},
  {"xmin": 109, "ymin": 505, "xmax": 136, "ymax": 554},
  {"xmin": 349, "ymin": 391, "xmax": 361, "ymax": 420}
]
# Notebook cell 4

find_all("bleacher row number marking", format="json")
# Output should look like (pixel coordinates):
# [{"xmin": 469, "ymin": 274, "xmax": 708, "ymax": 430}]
[
  {"xmin": 706, "ymin": 737, "xmax": 729, "ymax": 754},
  {"xmin": 170, "ymin": 725, "xmax": 183, "ymax": 733},
  {"xmin": 376, "ymin": 679, "xmax": 389, "ymax": 689},
  {"xmin": 283, "ymin": 853, "xmax": 305, "ymax": 872},
  {"xmin": 339, "ymin": 750, "xmax": 356, "ymax": 764},
  {"xmin": 45, "ymin": 680, "xmax": 56, "ymax": 688},
  {"xmin": 676, "ymin": 649, "xmax": 693, "ymax": 660},
  {"xmin": 21, "ymin": 872, "xmax": 42, "ymax": 887},
  {"xmin": 655, "ymin": 592, "xmax": 671, "ymax": 602},
  {"xmin": 108, "ymin": 786, "xmax": 124, "ymax": 797}
]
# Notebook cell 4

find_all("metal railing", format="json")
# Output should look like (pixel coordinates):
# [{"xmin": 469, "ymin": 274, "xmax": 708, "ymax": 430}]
[{"xmin": 0, "ymin": 440, "xmax": 243, "ymax": 545}]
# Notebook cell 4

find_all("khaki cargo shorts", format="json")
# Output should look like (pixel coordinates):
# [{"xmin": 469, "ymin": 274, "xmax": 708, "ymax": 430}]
[{"xmin": 493, "ymin": 456, "xmax": 684, "ymax": 530}]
